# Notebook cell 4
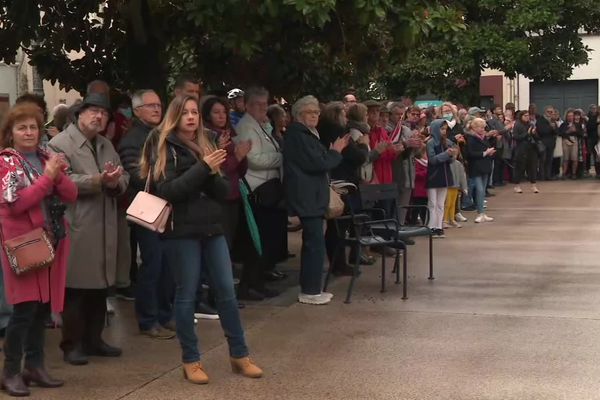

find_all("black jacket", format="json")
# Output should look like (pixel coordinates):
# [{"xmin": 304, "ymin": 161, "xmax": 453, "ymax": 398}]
[
  {"xmin": 466, "ymin": 134, "xmax": 493, "ymax": 177},
  {"xmin": 317, "ymin": 119, "xmax": 368, "ymax": 184},
  {"xmin": 536, "ymin": 116, "xmax": 558, "ymax": 147},
  {"xmin": 513, "ymin": 120, "xmax": 538, "ymax": 156},
  {"xmin": 154, "ymin": 134, "xmax": 230, "ymax": 239},
  {"xmin": 558, "ymin": 121, "xmax": 584, "ymax": 142},
  {"xmin": 283, "ymin": 122, "xmax": 342, "ymax": 218},
  {"xmin": 118, "ymin": 118, "xmax": 155, "ymax": 197}
]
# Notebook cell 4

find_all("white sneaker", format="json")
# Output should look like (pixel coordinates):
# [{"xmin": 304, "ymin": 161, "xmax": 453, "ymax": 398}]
[
  {"xmin": 532, "ymin": 185, "xmax": 539, "ymax": 193},
  {"xmin": 483, "ymin": 214, "xmax": 494, "ymax": 222},
  {"xmin": 514, "ymin": 186, "xmax": 523, "ymax": 194},
  {"xmin": 443, "ymin": 221, "xmax": 451, "ymax": 229},
  {"xmin": 455, "ymin": 213, "xmax": 468, "ymax": 222},
  {"xmin": 475, "ymin": 214, "xmax": 485, "ymax": 223},
  {"xmin": 298, "ymin": 293, "xmax": 332, "ymax": 305}
]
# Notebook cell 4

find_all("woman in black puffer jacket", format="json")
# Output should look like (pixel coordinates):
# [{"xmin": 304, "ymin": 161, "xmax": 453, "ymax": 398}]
[{"xmin": 140, "ymin": 95, "xmax": 262, "ymax": 384}]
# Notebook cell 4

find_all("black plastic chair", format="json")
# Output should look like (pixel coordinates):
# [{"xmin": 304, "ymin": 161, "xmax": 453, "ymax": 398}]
[
  {"xmin": 323, "ymin": 193, "xmax": 407, "ymax": 304},
  {"xmin": 358, "ymin": 184, "xmax": 435, "ymax": 297}
]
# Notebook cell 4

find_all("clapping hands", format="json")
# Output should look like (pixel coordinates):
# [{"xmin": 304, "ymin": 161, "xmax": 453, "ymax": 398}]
[
  {"xmin": 101, "ymin": 161, "xmax": 124, "ymax": 189},
  {"xmin": 44, "ymin": 153, "xmax": 68, "ymax": 181}
]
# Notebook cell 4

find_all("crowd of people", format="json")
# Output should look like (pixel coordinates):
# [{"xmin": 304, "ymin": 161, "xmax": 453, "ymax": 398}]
[{"xmin": 0, "ymin": 74, "xmax": 598, "ymax": 396}]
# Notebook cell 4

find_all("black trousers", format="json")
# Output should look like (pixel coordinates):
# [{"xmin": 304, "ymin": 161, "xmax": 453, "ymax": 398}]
[
  {"xmin": 539, "ymin": 147, "xmax": 553, "ymax": 180},
  {"xmin": 514, "ymin": 147, "xmax": 539, "ymax": 184},
  {"xmin": 408, "ymin": 197, "xmax": 428, "ymax": 225},
  {"xmin": 4, "ymin": 302, "xmax": 49, "ymax": 375},
  {"xmin": 60, "ymin": 288, "xmax": 108, "ymax": 353}
]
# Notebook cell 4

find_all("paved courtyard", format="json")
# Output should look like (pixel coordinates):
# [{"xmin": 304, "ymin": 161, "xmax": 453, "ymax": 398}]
[{"xmin": 18, "ymin": 180, "xmax": 600, "ymax": 399}]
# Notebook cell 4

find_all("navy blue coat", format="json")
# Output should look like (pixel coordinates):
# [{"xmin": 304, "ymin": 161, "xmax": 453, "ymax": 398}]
[{"xmin": 283, "ymin": 122, "xmax": 342, "ymax": 218}]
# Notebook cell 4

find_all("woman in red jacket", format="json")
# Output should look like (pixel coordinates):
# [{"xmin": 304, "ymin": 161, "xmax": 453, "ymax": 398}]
[{"xmin": 0, "ymin": 104, "xmax": 77, "ymax": 397}]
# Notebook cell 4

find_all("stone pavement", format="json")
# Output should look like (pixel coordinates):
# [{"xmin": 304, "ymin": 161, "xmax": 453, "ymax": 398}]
[{"xmin": 14, "ymin": 180, "xmax": 600, "ymax": 399}]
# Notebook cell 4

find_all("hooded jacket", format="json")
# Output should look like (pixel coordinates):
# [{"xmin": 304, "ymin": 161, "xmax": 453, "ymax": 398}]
[{"xmin": 426, "ymin": 119, "xmax": 454, "ymax": 188}]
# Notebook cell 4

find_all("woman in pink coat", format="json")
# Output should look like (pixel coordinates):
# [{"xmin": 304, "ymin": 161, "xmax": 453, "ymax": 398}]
[{"xmin": 0, "ymin": 103, "xmax": 77, "ymax": 397}]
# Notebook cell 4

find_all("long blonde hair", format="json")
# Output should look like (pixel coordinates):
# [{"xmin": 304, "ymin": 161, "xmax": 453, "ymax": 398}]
[{"xmin": 140, "ymin": 95, "xmax": 216, "ymax": 182}]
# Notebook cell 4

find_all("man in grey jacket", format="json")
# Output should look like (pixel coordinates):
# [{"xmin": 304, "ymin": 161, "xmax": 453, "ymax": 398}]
[{"xmin": 49, "ymin": 93, "xmax": 129, "ymax": 366}]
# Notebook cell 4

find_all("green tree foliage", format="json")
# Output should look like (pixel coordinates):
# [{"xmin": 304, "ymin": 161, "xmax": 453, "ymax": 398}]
[
  {"xmin": 0, "ymin": 0, "xmax": 462, "ymax": 99},
  {"xmin": 385, "ymin": 0, "xmax": 600, "ymax": 104}
]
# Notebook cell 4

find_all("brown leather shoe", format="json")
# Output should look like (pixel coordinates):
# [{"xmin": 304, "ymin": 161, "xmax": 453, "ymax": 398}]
[
  {"xmin": 1, "ymin": 373, "xmax": 30, "ymax": 397},
  {"xmin": 22, "ymin": 366, "xmax": 64, "ymax": 388},
  {"xmin": 182, "ymin": 362, "xmax": 209, "ymax": 384},
  {"xmin": 230, "ymin": 357, "xmax": 263, "ymax": 378}
]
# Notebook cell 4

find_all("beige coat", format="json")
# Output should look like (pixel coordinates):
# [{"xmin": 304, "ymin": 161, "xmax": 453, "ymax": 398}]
[{"xmin": 48, "ymin": 124, "xmax": 129, "ymax": 289}]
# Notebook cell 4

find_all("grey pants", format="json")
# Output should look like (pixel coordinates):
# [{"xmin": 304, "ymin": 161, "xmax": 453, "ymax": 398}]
[{"xmin": 397, "ymin": 187, "xmax": 412, "ymax": 225}]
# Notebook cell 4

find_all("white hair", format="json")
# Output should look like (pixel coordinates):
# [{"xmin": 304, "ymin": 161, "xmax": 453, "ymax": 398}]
[
  {"xmin": 131, "ymin": 89, "xmax": 157, "ymax": 109},
  {"xmin": 292, "ymin": 95, "xmax": 319, "ymax": 120}
]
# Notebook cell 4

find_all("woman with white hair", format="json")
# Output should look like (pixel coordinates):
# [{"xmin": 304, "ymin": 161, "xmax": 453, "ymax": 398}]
[{"xmin": 283, "ymin": 96, "xmax": 349, "ymax": 305}]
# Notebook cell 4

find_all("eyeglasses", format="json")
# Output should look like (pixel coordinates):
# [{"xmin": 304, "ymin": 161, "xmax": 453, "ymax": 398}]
[
  {"xmin": 303, "ymin": 110, "xmax": 321, "ymax": 116},
  {"xmin": 138, "ymin": 103, "xmax": 161, "ymax": 110},
  {"xmin": 87, "ymin": 107, "xmax": 109, "ymax": 117}
]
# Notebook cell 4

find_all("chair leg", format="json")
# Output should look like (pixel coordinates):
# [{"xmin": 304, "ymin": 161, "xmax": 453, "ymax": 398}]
[
  {"xmin": 380, "ymin": 250, "xmax": 386, "ymax": 293},
  {"xmin": 402, "ymin": 248, "xmax": 408, "ymax": 300},
  {"xmin": 345, "ymin": 244, "xmax": 361, "ymax": 304},
  {"xmin": 324, "ymin": 243, "xmax": 342, "ymax": 291},
  {"xmin": 394, "ymin": 248, "xmax": 400, "ymax": 284},
  {"xmin": 428, "ymin": 234, "xmax": 434, "ymax": 280}
]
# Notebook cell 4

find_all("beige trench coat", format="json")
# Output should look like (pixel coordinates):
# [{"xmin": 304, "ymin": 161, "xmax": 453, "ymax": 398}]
[{"xmin": 48, "ymin": 124, "xmax": 129, "ymax": 289}]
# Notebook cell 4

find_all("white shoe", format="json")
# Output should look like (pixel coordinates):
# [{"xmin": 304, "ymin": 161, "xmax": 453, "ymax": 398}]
[
  {"xmin": 532, "ymin": 185, "xmax": 539, "ymax": 193},
  {"xmin": 443, "ymin": 222, "xmax": 451, "ymax": 229},
  {"xmin": 298, "ymin": 293, "xmax": 332, "ymax": 305},
  {"xmin": 475, "ymin": 214, "xmax": 485, "ymax": 223},
  {"xmin": 321, "ymin": 292, "xmax": 334, "ymax": 300},
  {"xmin": 483, "ymin": 214, "xmax": 494, "ymax": 222},
  {"xmin": 514, "ymin": 186, "xmax": 523, "ymax": 194},
  {"xmin": 455, "ymin": 213, "xmax": 468, "ymax": 222}
]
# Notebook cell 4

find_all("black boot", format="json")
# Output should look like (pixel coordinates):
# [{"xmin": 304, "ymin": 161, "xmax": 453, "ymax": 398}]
[{"xmin": 63, "ymin": 347, "xmax": 88, "ymax": 366}]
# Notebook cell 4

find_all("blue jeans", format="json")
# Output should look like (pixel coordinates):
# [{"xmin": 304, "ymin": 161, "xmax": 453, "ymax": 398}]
[
  {"xmin": 163, "ymin": 236, "xmax": 248, "ymax": 363},
  {"xmin": 134, "ymin": 226, "xmax": 174, "ymax": 331},
  {"xmin": 472, "ymin": 175, "xmax": 489, "ymax": 214},
  {"xmin": 461, "ymin": 177, "xmax": 476, "ymax": 209},
  {"xmin": 299, "ymin": 217, "xmax": 326, "ymax": 295}
]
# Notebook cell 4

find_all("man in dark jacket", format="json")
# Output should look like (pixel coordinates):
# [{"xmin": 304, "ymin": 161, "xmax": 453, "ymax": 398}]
[
  {"xmin": 536, "ymin": 106, "xmax": 559, "ymax": 181},
  {"xmin": 118, "ymin": 90, "xmax": 175, "ymax": 339}
]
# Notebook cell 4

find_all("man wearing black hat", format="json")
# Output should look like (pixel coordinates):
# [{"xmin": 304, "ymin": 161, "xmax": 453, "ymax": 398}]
[{"xmin": 48, "ymin": 93, "xmax": 129, "ymax": 366}]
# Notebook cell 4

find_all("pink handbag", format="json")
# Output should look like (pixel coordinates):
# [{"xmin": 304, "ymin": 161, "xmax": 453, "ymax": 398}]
[{"xmin": 126, "ymin": 170, "xmax": 172, "ymax": 233}]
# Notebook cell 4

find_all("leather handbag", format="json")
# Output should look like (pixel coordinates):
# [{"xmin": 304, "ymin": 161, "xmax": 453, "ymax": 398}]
[
  {"xmin": 126, "ymin": 169, "xmax": 172, "ymax": 233},
  {"xmin": 326, "ymin": 181, "xmax": 357, "ymax": 220},
  {"xmin": 325, "ymin": 186, "xmax": 345, "ymax": 219},
  {"xmin": 4, "ymin": 227, "xmax": 55, "ymax": 275}
]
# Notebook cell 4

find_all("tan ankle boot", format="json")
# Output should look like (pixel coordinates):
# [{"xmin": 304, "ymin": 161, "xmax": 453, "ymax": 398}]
[
  {"xmin": 182, "ymin": 362, "xmax": 209, "ymax": 384},
  {"xmin": 230, "ymin": 357, "xmax": 263, "ymax": 378}
]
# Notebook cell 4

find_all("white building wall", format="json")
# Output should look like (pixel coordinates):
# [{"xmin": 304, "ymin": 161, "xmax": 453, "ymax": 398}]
[
  {"xmin": 0, "ymin": 63, "xmax": 18, "ymax": 104},
  {"xmin": 516, "ymin": 35, "xmax": 600, "ymax": 109}
]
